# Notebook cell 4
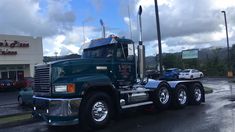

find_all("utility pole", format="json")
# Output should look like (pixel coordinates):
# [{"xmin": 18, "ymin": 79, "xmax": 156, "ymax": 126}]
[
  {"xmin": 54, "ymin": 52, "xmax": 58, "ymax": 60},
  {"xmin": 154, "ymin": 0, "xmax": 163, "ymax": 76},
  {"xmin": 221, "ymin": 11, "xmax": 232, "ymax": 77},
  {"xmin": 128, "ymin": 2, "xmax": 133, "ymax": 39},
  {"xmin": 82, "ymin": 22, "xmax": 85, "ymax": 44}
]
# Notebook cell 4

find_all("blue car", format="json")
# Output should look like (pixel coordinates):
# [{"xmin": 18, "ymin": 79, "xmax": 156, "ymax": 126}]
[
  {"xmin": 163, "ymin": 68, "xmax": 181, "ymax": 80},
  {"xmin": 18, "ymin": 87, "xmax": 33, "ymax": 106}
]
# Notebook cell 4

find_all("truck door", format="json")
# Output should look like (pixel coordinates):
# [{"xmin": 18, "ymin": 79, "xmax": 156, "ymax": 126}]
[{"xmin": 113, "ymin": 43, "xmax": 136, "ymax": 87}]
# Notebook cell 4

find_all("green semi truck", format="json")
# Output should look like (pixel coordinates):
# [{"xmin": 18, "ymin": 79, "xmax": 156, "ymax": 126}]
[{"xmin": 32, "ymin": 6, "xmax": 205, "ymax": 129}]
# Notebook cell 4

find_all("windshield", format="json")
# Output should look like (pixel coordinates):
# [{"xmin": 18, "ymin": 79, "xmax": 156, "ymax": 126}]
[
  {"xmin": 182, "ymin": 70, "xmax": 190, "ymax": 73},
  {"xmin": 117, "ymin": 43, "xmax": 134, "ymax": 61},
  {"xmin": 165, "ymin": 70, "xmax": 173, "ymax": 72},
  {"xmin": 82, "ymin": 45, "xmax": 113, "ymax": 59}
]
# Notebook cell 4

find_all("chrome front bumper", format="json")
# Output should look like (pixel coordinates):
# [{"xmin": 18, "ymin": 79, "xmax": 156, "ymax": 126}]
[{"xmin": 32, "ymin": 96, "xmax": 82, "ymax": 126}]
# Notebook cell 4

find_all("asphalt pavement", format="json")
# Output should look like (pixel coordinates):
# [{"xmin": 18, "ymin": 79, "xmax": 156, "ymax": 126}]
[
  {"xmin": 1, "ymin": 78, "xmax": 235, "ymax": 132},
  {"xmin": 0, "ymin": 90, "xmax": 30, "ymax": 117},
  {"xmin": 0, "ymin": 91, "xmax": 18, "ymax": 105}
]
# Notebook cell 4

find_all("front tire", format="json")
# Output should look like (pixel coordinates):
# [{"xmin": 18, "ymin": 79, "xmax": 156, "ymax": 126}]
[
  {"xmin": 173, "ymin": 84, "xmax": 188, "ymax": 108},
  {"xmin": 190, "ymin": 75, "xmax": 194, "ymax": 80},
  {"xmin": 153, "ymin": 83, "xmax": 171, "ymax": 110},
  {"xmin": 80, "ymin": 92, "xmax": 112, "ymax": 130},
  {"xmin": 18, "ymin": 96, "xmax": 24, "ymax": 106},
  {"xmin": 200, "ymin": 74, "xmax": 203, "ymax": 78}
]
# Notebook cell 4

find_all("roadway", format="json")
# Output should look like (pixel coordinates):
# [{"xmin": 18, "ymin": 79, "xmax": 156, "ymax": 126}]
[{"xmin": 1, "ymin": 78, "xmax": 235, "ymax": 132}]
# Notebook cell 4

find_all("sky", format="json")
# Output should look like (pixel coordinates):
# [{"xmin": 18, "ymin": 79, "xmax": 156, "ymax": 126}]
[{"xmin": 0, "ymin": 0, "xmax": 234, "ymax": 56}]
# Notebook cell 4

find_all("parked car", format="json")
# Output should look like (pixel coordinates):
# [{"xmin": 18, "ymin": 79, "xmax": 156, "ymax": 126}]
[
  {"xmin": 18, "ymin": 87, "xmax": 33, "ymax": 106},
  {"xmin": 179, "ymin": 69, "xmax": 204, "ymax": 79},
  {"xmin": 0, "ymin": 79, "xmax": 14, "ymax": 90},
  {"xmin": 146, "ymin": 70, "xmax": 160, "ymax": 79},
  {"xmin": 15, "ymin": 77, "xmax": 34, "ymax": 89},
  {"xmin": 163, "ymin": 68, "xmax": 181, "ymax": 80}
]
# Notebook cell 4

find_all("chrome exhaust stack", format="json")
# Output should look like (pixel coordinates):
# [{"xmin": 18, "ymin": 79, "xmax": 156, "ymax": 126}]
[
  {"xmin": 137, "ymin": 6, "xmax": 145, "ymax": 83},
  {"xmin": 100, "ymin": 19, "xmax": 106, "ymax": 38}
]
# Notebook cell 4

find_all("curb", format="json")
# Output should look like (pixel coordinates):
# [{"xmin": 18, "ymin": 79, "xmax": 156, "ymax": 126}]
[
  {"xmin": 0, "ymin": 112, "xmax": 40, "ymax": 129},
  {"xmin": 228, "ymin": 80, "xmax": 235, "ymax": 83},
  {"xmin": 204, "ymin": 87, "xmax": 213, "ymax": 94},
  {"xmin": 0, "ymin": 111, "xmax": 31, "ymax": 119},
  {"xmin": 0, "ymin": 117, "xmax": 40, "ymax": 129}
]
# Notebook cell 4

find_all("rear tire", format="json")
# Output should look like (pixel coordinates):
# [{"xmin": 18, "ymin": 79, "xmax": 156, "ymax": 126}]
[
  {"xmin": 189, "ymin": 83, "xmax": 203, "ymax": 105},
  {"xmin": 152, "ymin": 83, "xmax": 171, "ymax": 110},
  {"xmin": 173, "ymin": 84, "xmax": 188, "ymax": 108},
  {"xmin": 80, "ymin": 92, "xmax": 112, "ymax": 130}
]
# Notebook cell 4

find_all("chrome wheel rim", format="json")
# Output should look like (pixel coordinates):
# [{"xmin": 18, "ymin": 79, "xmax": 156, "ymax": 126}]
[
  {"xmin": 92, "ymin": 101, "xmax": 108, "ymax": 122},
  {"xmin": 159, "ymin": 88, "xmax": 170, "ymax": 104},
  {"xmin": 178, "ymin": 90, "xmax": 187, "ymax": 105},
  {"xmin": 194, "ymin": 88, "xmax": 202, "ymax": 102}
]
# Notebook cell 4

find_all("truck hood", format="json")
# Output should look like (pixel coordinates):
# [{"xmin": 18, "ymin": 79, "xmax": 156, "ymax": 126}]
[
  {"xmin": 48, "ymin": 57, "xmax": 113, "ymax": 67},
  {"xmin": 50, "ymin": 58, "xmax": 112, "ymax": 83}
]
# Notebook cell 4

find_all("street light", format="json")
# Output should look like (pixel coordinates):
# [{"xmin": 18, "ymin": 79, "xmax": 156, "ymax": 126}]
[
  {"xmin": 82, "ymin": 22, "xmax": 85, "ymax": 44},
  {"xmin": 82, "ymin": 18, "xmax": 92, "ymax": 44},
  {"xmin": 127, "ymin": 3, "xmax": 133, "ymax": 39},
  {"xmin": 54, "ymin": 52, "xmax": 58, "ymax": 60},
  {"xmin": 221, "ymin": 11, "xmax": 232, "ymax": 76},
  {"xmin": 154, "ymin": 0, "xmax": 163, "ymax": 76}
]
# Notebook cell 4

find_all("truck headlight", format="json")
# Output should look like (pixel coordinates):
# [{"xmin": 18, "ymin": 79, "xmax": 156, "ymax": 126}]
[{"xmin": 54, "ymin": 84, "xmax": 75, "ymax": 93}]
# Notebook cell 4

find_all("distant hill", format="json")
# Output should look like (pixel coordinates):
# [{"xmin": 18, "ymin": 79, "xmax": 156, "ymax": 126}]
[
  {"xmin": 42, "ymin": 45, "xmax": 234, "ymax": 76},
  {"xmin": 145, "ymin": 46, "xmax": 231, "ymax": 70}
]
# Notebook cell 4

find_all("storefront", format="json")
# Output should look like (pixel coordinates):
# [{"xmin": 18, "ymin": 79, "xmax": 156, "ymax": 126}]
[{"xmin": 0, "ymin": 34, "xmax": 43, "ymax": 81}]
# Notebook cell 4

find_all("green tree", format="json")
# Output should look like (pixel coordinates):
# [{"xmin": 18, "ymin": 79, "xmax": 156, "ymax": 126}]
[
  {"xmin": 205, "ymin": 48, "xmax": 226, "ymax": 76},
  {"xmin": 162, "ymin": 53, "xmax": 182, "ymax": 69}
]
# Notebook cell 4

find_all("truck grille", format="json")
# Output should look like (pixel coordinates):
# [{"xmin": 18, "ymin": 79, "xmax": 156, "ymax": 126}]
[{"xmin": 34, "ymin": 65, "xmax": 51, "ymax": 95}]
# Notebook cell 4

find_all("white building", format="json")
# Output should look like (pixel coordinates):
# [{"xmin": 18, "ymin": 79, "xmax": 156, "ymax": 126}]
[{"xmin": 0, "ymin": 34, "xmax": 43, "ymax": 80}]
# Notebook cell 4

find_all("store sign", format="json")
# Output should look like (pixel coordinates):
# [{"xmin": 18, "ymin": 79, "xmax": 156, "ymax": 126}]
[
  {"xmin": 0, "ymin": 40, "xmax": 29, "ymax": 48},
  {"xmin": 0, "ymin": 40, "xmax": 29, "ymax": 55},
  {"xmin": 0, "ymin": 49, "xmax": 17, "ymax": 55},
  {"xmin": 182, "ymin": 49, "xmax": 199, "ymax": 59}
]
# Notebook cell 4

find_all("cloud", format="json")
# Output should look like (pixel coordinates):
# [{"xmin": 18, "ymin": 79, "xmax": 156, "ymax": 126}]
[
  {"xmin": 0, "ymin": 0, "xmax": 75, "ymax": 37},
  {"xmin": 0, "ymin": 0, "xmax": 83, "ymax": 56},
  {"xmin": 43, "ymin": 25, "xmax": 114, "ymax": 56},
  {"xmin": 90, "ymin": 0, "xmax": 103, "ymax": 12},
  {"xmin": 120, "ymin": 0, "xmax": 235, "ymax": 53}
]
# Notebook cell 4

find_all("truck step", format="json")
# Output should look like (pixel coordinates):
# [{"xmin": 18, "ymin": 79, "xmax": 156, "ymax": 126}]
[
  {"xmin": 120, "ymin": 89, "xmax": 151, "ymax": 94},
  {"xmin": 121, "ymin": 101, "xmax": 153, "ymax": 109}
]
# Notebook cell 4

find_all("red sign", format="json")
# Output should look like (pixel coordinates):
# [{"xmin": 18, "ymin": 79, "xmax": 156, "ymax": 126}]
[
  {"xmin": 0, "ymin": 50, "xmax": 17, "ymax": 55},
  {"xmin": 0, "ymin": 40, "xmax": 29, "ymax": 48}
]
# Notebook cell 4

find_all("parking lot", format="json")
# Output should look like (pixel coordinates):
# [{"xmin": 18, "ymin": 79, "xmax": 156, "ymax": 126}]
[
  {"xmin": 0, "ymin": 91, "xmax": 31, "ymax": 117},
  {"xmin": 0, "ymin": 78, "xmax": 234, "ymax": 132}
]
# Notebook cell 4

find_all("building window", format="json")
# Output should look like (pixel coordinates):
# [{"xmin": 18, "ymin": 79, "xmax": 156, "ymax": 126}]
[
  {"xmin": 17, "ymin": 71, "xmax": 24, "ymax": 80},
  {"xmin": 9, "ymin": 71, "xmax": 17, "ymax": 80},
  {"xmin": 1, "ymin": 72, "xmax": 8, "ymax": 79}
]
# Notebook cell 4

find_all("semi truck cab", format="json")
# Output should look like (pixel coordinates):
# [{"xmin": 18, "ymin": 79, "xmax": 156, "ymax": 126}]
[
  {"xmin": 32, "ymin": 35, "xmax": 205, "ymax": 129},
  {"xmin": 32, "ymin": 6, "xmax": 205, "ymax": 129}
]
